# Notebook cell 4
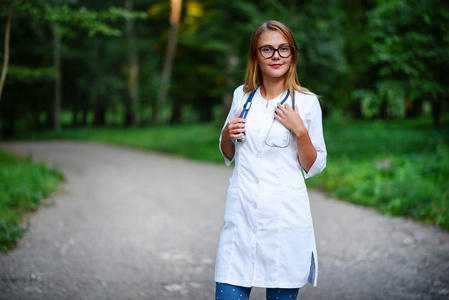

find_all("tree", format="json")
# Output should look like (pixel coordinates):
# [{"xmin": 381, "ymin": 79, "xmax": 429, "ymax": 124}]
[
  {"xmin": 0, "ymin": 0, "xmax": 143, "ymax": 136},
  {"xmin": 52, "ymin": 24, "xmax": 62, "ymax": 130},
  {"xmin": 368, "ymin": 0, "xmax": 449, "ymax": 125},
  {"xmin": 0, "ymin": 0, "xmax": 13, "ymax": 105},
  {"xmin": 125, "ymin": 0, "xmax": 140, "ymax": 126},
  {"xmin": 153, "ymin": 0, "xmax": 182, "ymax": 124},
  {"xmin": 44, "ymin": 2, "xmax": 125, "ymax": 130}
]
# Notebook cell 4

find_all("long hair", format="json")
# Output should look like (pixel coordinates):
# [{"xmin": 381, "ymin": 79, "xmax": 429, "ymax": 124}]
[{"xmin": 244, "ymin": 20, "xmax": 312, "ymax": 97}]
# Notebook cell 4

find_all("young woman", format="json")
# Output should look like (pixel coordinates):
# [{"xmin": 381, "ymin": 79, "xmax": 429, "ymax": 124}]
[{"xmin": 215, "ymin": 21, "xmax": 327, "ymax": 300}]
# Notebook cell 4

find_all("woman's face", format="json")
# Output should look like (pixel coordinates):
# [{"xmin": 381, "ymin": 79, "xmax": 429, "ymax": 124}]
[{"xmin": 256, "ymin": 30, "xmax": 292, "ymax": 80}]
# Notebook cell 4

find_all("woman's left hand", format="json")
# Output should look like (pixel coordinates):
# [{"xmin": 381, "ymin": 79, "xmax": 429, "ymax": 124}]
[{"xmin": 274, "ymin": 103, "xmax": 307, "ymax": 138}]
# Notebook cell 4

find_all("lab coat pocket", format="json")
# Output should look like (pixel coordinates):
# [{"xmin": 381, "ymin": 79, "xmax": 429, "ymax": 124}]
[
  {"xmin": 265, "ymin": 119, "xmax": 291, "ymax": 148},
  {"xmin": 279, "ymin": 187, "xmax": 311, "ymax": 229}
]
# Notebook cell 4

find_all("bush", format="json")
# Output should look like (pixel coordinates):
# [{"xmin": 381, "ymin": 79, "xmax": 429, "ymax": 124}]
[
  {"xmin": 0, "ymin": 150, "xmax": 64, "ymax": 252},
  {"xmin": 308, "ymin": 116, "xmax": 449, "ymax": 229}
]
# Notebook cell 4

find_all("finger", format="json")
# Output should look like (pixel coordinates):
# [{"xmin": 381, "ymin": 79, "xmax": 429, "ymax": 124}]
[
  {"xmin": 230, "ymin": 120, "xmax": 245, "ymax": 129},
  {"xmin": 284, "ymin": 103, "xmax": 292, "ymax": 110},
  {"xmin": 232, "ymin": 127, "xmax": 245, "ymax": 138},
  {"xmin": 294, "ymin": 105, "xmax": 299, "ymax": 114},
  {"xmin": 232, "ymin": 121, "xmax": 246, "ymax": 132},
  {"xmin": 277, "ymin": 102, "xmax": 289, "ymax": 112},
  {"xmin": 275, "ymin": 104, "xmax": 284, "ymax": 117},
  {"xmin": 274, "ymin": 112, "xmax": 281, "ymax": 122},
  {"xmin": 233, "ymin": 108, "xmax": 247, "ymax": 124},
  {"xmin": 232, "ymin": 125, "xmax": 245, "ymax": 133},
  {"xmin": 235, "ymin": 108, "xmax": 243, "ymax": 119}
]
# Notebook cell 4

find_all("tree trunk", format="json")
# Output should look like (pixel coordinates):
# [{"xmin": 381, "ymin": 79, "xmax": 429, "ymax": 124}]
[
  {"xmin": 379, "ymin": 100, "xmax": 388, "ymax": 119},
  {"xmin": 125, "ymin": 0, "xmax": 140, "ymax": 126},
  {"xmin": 199, "ymin": 97, "xmax": 213, "ymax": 122},
  {"xmin": 53, "ymin": 25, "xmax": 62, "ymax": 131},
  {"xmin": 0, "ymin": 1, "xmax": 13, "ymax": 105},
  {"xmin": 81, "ymin": 105, "xmax": 88, "ymax": 126},
  {"xmin": 405, "ymin": 99, "xmax": 423, "ymax": 118},
  {"xmin": 432, "ymin": 98, "xmax": 442, "ymax": 127},
  {"xmin": 169, "ymin": 98, "xmax": 183, "ymax": 124},
  {"xmin": 222, "ymin": 53, "xmax": 239, "ymax": 119},
  {"xmin": 152, "ymin": 0, "xmax": 182, "ymax": 124},
  {"xmin": 1, "ymin": 105, "xmax": 15, "ymax": 138},
  {"xmin": 94, "ymin": 102, "xmax": 106, "ymax": 126},
  {"xmin": 71, "ymin": 106, "xmax": 78, "ymax": 127},
  {"xmin": 91, "ymin": 87, "xmax": 106, "ymax": 126}
]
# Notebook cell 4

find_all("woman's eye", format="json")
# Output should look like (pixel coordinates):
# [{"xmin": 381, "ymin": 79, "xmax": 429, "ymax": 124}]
[{"xmin": 262, "ymin": 47, "xmax": 272, "ymax": 52}]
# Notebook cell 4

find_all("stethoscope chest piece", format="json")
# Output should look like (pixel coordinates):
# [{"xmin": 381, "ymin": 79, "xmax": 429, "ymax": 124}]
[{"xmin": 237, "ymin": 132, "xmax": 246, "ymax": 142}]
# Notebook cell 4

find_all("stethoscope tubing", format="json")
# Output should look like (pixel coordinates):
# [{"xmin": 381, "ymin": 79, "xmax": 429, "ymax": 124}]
[
  {"xmin": 239, "ymin": 84, "xmax": 295, "ymax": 120},
  {"xmin": 237, "ymin": 83, "xmax": 295, "ymax": 143}
]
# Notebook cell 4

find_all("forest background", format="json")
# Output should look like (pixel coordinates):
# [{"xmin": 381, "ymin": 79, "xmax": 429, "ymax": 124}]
[
  {"xmin": 1, "ymin": 0, "xmax": 448, "ymax": 132},
  {"xmin": 0, "ymin": 0, "xmax": 448, "ymax": 250}
]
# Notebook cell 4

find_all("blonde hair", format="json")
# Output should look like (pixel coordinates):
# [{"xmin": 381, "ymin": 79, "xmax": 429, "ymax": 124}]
[{"xmin": 244, "ymin": 20, "xmax": 312, "ymax": 97}]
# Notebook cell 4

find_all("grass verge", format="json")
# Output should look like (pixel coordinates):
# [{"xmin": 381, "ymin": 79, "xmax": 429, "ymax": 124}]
[
  {"xmin": 0, "ymin": 150, "xmax": 64, "ymax": 252},
  {"xmin": 307, "ymin": 115, "xmax": 449, "ymax": 229}
]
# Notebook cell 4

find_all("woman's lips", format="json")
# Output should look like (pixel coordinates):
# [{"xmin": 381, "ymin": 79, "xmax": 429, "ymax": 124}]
[{"xmin": 270, "ymin": 64, "xmax": 283, "ymax": 68}]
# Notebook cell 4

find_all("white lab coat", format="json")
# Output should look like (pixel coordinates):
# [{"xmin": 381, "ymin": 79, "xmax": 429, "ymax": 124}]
[{"xmin": 215, "ymin": 85, "xmax": 327, "ymax": 288}]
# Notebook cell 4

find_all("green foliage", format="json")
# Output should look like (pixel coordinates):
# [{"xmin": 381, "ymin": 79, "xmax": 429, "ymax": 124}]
[
  {"xmin": 307, "ymin": 115, "xmax": 449, "ymax": 229},
  {"xmin": 21, "ymin": 1, "xmax": 144, "ymax": 37},
  {"xmin": 368, "ymin": 0, "xmax": 449, "ymax": 108},
  {"xmin": 43, "ymin": 4, "xmax": 145, "ymax": 37},
  {"xmin": 6, "ymin": 66, "xmax": 55, "ymax": 84},
  {"xmin": 0, "ymin": 150, "xmax": 64, "ymax": 252},
  {"xmin": 1, "ymin": 0, "xmax": 448, "ymax": 129}
]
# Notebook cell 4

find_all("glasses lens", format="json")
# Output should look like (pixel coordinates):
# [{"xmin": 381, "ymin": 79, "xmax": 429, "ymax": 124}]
[
  {"xmin": 279, "ymin": 46, "xmax": 291, "ymax": 58},
  {"xmin": 260, "ymin": 46, "xmax": 274, "ymax": 58}
]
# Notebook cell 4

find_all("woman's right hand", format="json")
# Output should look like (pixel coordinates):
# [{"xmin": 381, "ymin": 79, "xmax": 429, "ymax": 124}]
[{"xmin": 222, "ymin": 108, "xmax": 246, "ymax": 141}]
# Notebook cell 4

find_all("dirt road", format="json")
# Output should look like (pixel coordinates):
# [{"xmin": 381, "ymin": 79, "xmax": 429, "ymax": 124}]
[{"xmin": 1, "ymin": 141, "xmax": 448, "ymax": 300}]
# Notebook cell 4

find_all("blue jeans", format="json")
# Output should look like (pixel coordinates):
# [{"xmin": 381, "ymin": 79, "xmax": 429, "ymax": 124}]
[{"xmin": 215, "ymin": 282, "xmax": 299, "ymax": 300}]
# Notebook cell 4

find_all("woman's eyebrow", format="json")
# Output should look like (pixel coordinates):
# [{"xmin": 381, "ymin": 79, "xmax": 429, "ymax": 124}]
[{"xmin": 259, "ymin": 43, "xmax": 290, "ymax": 47}]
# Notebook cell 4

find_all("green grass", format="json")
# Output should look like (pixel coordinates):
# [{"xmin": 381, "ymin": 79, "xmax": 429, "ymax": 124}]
[
  {"xmin": 307, "ymin": 115, "xmax": 449, "ymax": 229},
  {"xmin": 0, "ymin": 150, "xmax": 64, "ymax": 252},
  {"xmin": 20, "ymin": 123, "xmax": 225, "ymax": 163},
  {"xmin": 17, "ymin": 115, "xmax": 449, "ymax": 230}
]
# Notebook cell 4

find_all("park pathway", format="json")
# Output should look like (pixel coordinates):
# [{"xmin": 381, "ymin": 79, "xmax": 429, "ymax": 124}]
[{"xmin": 0, "ymin": 141, "xmax": 448, "ymax": 300}]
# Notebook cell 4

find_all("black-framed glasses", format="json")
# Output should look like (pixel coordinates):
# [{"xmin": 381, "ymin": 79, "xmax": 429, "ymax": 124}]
[{"xmin": 258, "ymin": 45, "xmax": 294, "ymax": 59}]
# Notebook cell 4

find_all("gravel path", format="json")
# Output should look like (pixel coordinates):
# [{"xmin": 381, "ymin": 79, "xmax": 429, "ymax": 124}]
[{"xmin": 0, "ymin": 141, "xmax": 448, "ymax": 300}]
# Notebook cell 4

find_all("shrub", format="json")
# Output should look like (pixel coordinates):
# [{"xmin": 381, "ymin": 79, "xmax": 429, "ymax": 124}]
[{"xmin": 0, "ymin": 150, "xmax": 64, "ymax": 252}]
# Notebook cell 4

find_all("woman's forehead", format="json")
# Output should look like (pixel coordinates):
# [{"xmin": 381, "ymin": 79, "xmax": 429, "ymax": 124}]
[{"xmin": 258, "ymin": 30, "xmax": 289, "ymax": 47}]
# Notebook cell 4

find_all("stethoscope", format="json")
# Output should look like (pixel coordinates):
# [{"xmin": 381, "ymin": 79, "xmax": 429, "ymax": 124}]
[{"xmin": 237, "ymin": 83, "xmax": 295, "ymax": 146}]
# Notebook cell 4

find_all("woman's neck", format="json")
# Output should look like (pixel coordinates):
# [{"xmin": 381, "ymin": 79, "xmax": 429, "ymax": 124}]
[{"xmin": 260, "ymin": 76, "xmax": 285, "ymax": 100}]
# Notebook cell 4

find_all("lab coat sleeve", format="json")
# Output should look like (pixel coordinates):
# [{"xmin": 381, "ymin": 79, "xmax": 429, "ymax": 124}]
[
  {"xmin": 303, "ymin": 96, "xmax": 327, "ymax": 179},
  {"xmin": 219, "ymin": 86, "xmax": 243, "ymax": 166}
]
